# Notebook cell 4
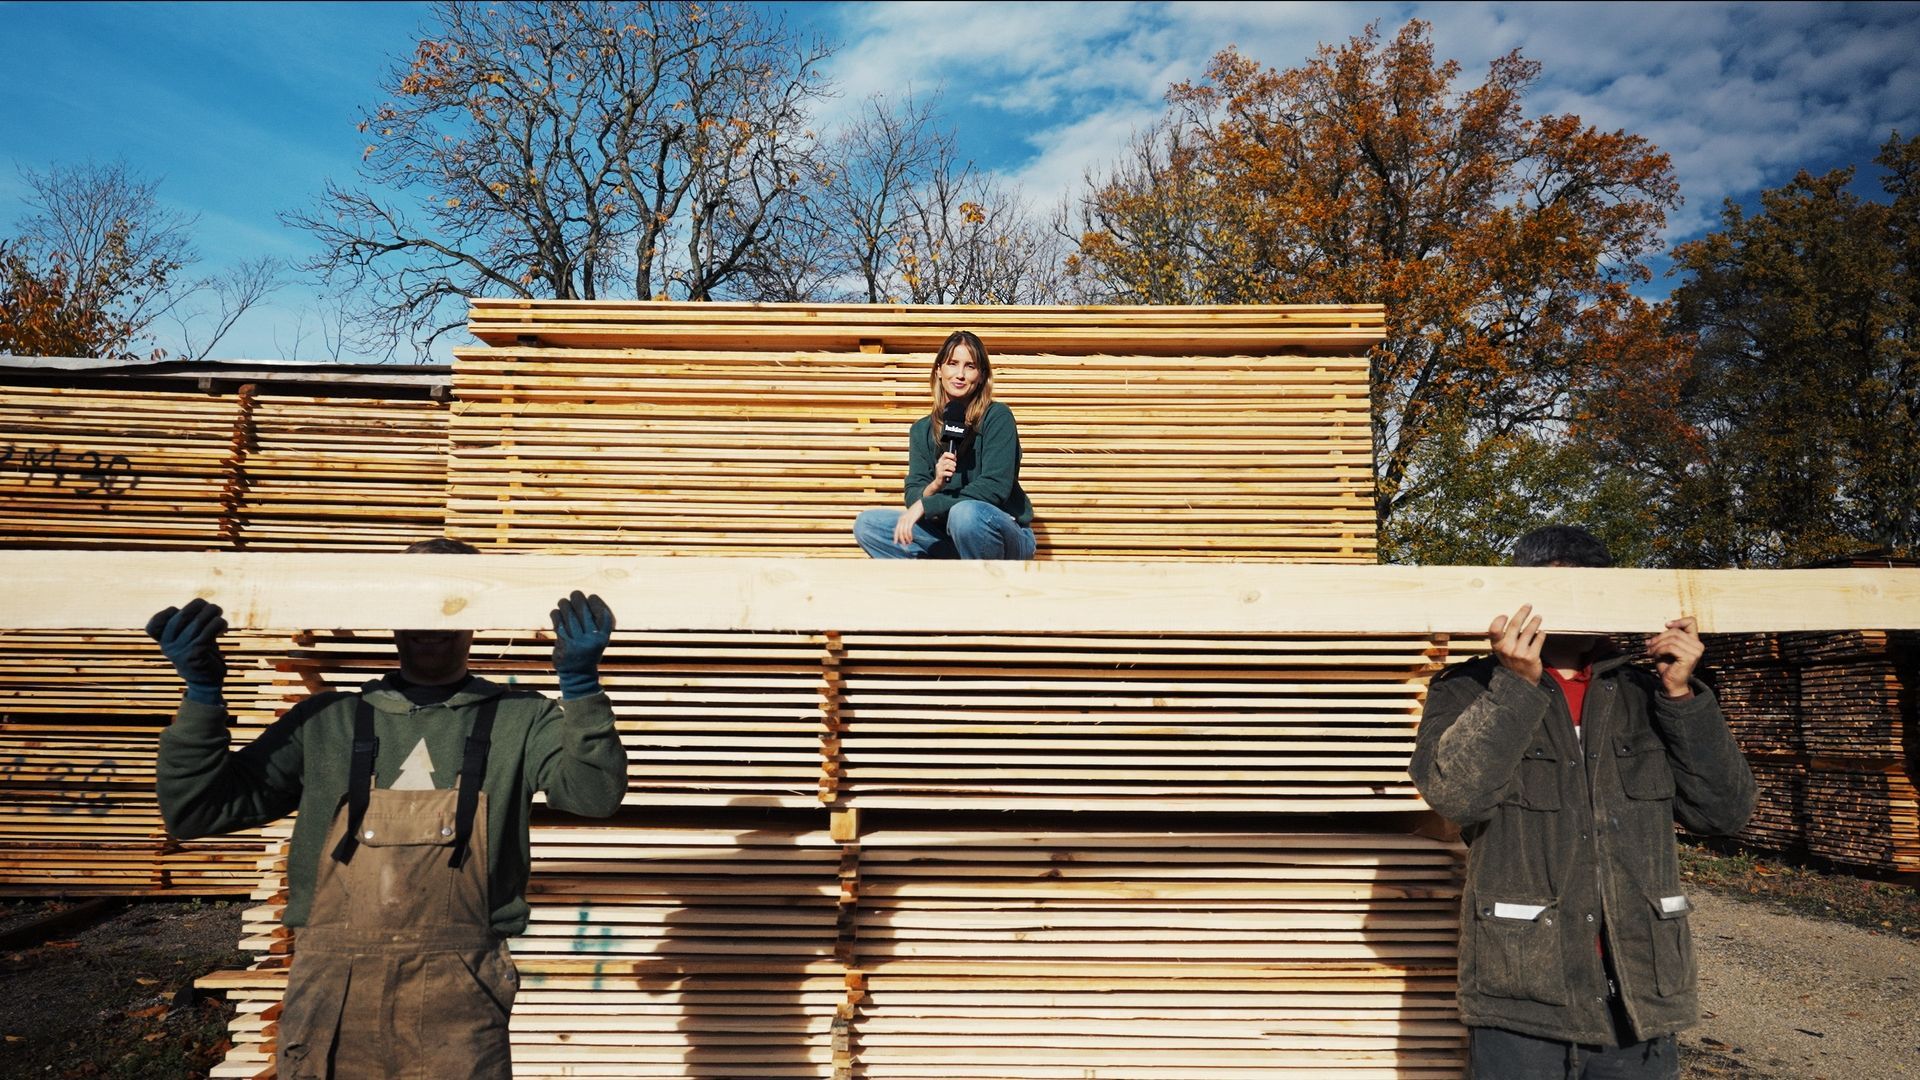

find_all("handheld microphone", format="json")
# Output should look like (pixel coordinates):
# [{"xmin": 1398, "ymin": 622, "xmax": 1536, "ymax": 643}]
[{"xmin": 940, "ymin": 400, "xmax": 969, "ymax": 458}]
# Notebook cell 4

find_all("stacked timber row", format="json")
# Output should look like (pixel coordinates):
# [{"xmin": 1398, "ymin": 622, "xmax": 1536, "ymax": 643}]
[
  {"xmin": 0, "ymin": 628, "xmax": 299, "ymax": 893},
  {"xmin": 0, "ymin": 381, "xmax": 240, "ymax": 547},
  {"xmin": 452, "ymin": 301, "xmax": 1380, "ymax": 560},
  {"xmin": 1785, "ymin": 630, "xmax": 1919, "ymax": 872},
  {"xmin": 1705, "ymin": 629, "xmax": 1919, "ymax": 871},
  {"xmin": 197, "ymin": 627, "xmax": 1467, "ymax": 1075},
  {"xmin": 206, "ymin": 814, "xmax": 1466, "ymax": 1079},
  {"xmin": 0, "ymin": 358, "xmax": 450, "ymax": 550},
  {"xmin": 0, "ymin": 359, "xmax": 451, "ymax": 894},
  {"xmin": 1706, "ymin": 633, "xmax": 1806, "ymax": 852}
]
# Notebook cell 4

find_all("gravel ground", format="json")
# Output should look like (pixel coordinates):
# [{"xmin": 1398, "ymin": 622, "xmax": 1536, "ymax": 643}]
[{"xmin": 1682, "ymin": 890, "xmax": 1920, "ymax": 1079}]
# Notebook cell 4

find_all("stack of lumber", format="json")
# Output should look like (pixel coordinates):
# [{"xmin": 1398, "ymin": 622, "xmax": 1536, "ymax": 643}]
[
  {"xmin": 1785, "ymin": 631, "xmax": 1917, "ymax": 871},
  {"xmin": 201, "ymin": 816, "xmax": 1466, "ymax": 1079},
  {"xmin": 450, "ymin": 301, "xmax": 1381, "ymax": 561},
  {"xmin": 833, "ymin": 633, "xmax": 1442, "ymax": 812},
  {"xmin": 1704, "ymin": 633, "xmax": 1805, "ymax": 851},
  {"xmin": 268, "ymin": 630, "xmax": 837, "ymax": 808},
  {"xmin": 848, "ymin": 825, "xmax": 1466, "ymax": 1079},
  {"xmin": 1713, "ymin": 667, "xmax": 1800, "ymax": 754},
  {"xmin": 0, "ymin": 628, "xmax": 297, "ymax": 894},
  {"xmin": 212, "ymin": 816, "xmax": 849, "ymax": 1078},
  {"xmin": 184, "ymin": 618, "xmax": 1464, "ymax": 1077},
  {"xmin": 254, "ymin": 629, "xmax": 1446, "ymax": 815},
  {"xmin": 226, "ymin": 393, "xmax": 450, "ymax": 551},
  {"xmin": 0, "ymin": 365, "xmax": 449, "ymax": 551},
  {"xmin": 1776, "ymin": 635, "xmax": 1912, "ymax": 871},
  {"xmin": 1709, "ymin": 637, "xmax": 1799, "ymax": 755},
  {"xmin": 1802, "ymin": 768, "xmax": 1920, "ymax": 871},
  {"xmin": 0, "ymin": 383, "xmax": 241, "ymax": 547},
  {"xmin": 1705, "ymin": 630, "xmax": 1918, "ymax": 870}
]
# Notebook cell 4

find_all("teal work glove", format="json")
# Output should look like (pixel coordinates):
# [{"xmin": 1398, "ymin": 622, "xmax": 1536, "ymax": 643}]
[
  {"xmin": 145, "ymin": 598, "xmax": 228, "ymax": 706},
  {"xmin": 551, "ymin": 591, "xmax": 614, "ymax": 699}
]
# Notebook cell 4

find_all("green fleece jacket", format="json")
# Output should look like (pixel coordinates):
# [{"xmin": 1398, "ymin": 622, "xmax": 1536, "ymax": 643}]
[
  {"xmin": 157, "ymin": 675, "xmax": 627, "ymax": 936},
  {"xmin": 906, "ymin": 400, "xmax": 1033, "ymax": 526}
]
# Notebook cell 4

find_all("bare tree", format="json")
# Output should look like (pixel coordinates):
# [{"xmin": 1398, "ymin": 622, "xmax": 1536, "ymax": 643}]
[
  {"xmin": 174, "ymin": 256, "xmax": 284, "ymax": 360},
  {"xmin": 284, "ymin": 1, "xmax": 831, "ymax": 357},
  {"xmin": 821, "ymin": 92, "xmax": 951, "ymax": 302},
  {"xmin": 896, "ymin": 156, "xmax": 1069, "ymax": 305},
  {"xmin": 4, "ymin": 161, "xmax": 280, "ymax": 360},
  {"xmin": 275, "ymin": 295, "xmax": 354, "ymax": 363}
]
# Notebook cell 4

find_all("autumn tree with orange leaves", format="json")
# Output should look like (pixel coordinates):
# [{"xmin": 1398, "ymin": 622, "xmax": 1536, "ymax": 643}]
[
  {"xmin": 1, "ymin": 160, "xmax": 279, "ymax": 361},
  {"xmin": 1073, "ymin": 21, "xmax": 1685, "ymax": 563}
]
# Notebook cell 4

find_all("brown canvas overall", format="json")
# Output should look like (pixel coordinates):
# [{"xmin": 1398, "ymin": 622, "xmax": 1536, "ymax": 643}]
[{"xmin": 276, "ymin": 698, "xmax": 516, "ymax": 1079}]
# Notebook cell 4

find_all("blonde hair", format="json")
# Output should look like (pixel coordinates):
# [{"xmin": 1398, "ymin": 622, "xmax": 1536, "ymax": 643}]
[{"xmin": 927, "ymin": 330, "xmax": 993, "ymax": 448}]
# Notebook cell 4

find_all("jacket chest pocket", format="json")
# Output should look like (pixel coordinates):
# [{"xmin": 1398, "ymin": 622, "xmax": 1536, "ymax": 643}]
[
  {"xmin": 1473, "ymin": 896, "xmax": 1569, "ymax": 1005},
  {"xmin": 1512, "ymin": 743, "xmax": 1563, "ymax": 811},
  {"xmin": 1615, "ymin": 730, "xmax": 1676, "ymax": 801}
]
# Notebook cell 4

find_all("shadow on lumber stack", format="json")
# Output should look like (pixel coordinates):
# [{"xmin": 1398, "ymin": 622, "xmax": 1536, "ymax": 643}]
[{"xmin": 199, "ymin": 627, "xmax": 1466, "ymax": 1078}]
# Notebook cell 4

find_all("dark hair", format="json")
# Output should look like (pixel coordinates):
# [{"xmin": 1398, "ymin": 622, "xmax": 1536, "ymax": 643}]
[
  {"xmin": 403, "ymin": 538, "xmax": 480, "ymax": 555},
  {"xmin": 927, "ymin": 330, "xmax": 993, "ymax": 447},
  {"xmin": 1511, "ymin": 525, "xmax": 1612, "ymax": 568}
]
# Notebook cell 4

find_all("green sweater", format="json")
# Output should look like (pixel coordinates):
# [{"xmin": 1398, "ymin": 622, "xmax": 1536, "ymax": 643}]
[
  {"xmin": 906, "ymin": 400, "xmax": 1033, "ymax": 525},
  {"xmin": 157, "ymin": 675, "xmax": 628, "ymax": 935}
]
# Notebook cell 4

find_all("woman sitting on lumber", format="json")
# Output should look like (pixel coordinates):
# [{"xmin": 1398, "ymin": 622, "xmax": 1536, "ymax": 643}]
[{"xmin": 854, "ymin": 329, "xmax": 1036, "ymax": 559}]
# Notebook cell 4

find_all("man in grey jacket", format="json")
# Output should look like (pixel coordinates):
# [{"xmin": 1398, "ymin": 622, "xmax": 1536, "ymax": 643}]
[{"xmin": 1410, "ymin": 526, "xmax": 1755, "ymax": 1079}]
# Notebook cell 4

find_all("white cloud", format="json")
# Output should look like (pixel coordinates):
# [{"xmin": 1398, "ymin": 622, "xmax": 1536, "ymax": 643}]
[
  {"xmin": 1001, "ymin": 103, "xmax": 1165, "ymax": 205},
  {"xmin": 829, "ymin": 1, "xmax": 1920, "ymax": 246}
]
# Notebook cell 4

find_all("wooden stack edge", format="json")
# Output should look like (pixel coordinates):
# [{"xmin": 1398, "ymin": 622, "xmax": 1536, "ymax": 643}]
[
  {"xmin": 268, "ymin": 630, "xmax": 1447, "ymax": 814},
  {"xmin": 466, "ymin": 300, "xmax": 1389, "ymax": 355},
  {"xmin": 0, "ymin": 629, "xmax": 305, "ymax": 896},
  {"xmin": 0, "ymin": 380, "xmax": 449, "ymax": 552},
  {"xmin": 1706, "ymin": 631, "xmax": 1918, "ymax": 871},
  {"xmin": 199, "ymin": 817, "xmax": 1467, "ymax": 1079}
]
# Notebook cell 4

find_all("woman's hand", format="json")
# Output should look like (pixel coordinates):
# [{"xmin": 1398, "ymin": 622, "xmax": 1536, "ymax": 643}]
[
  {"xmin": 893, "ymin": 503, "xmax": 925, "ymax": 546},
  {"xmin": 925, "ymin": 451, "xmax": 958, "ymax": 494}
]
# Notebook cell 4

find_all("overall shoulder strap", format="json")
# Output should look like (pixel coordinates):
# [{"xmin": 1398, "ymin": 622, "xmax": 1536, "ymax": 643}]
[
  {"xmin": 329, "ymin": 696, "xmax": 379, "ymax": 864},
  {"xmin": 447, "ymin": 696, "xmax": 499, "ymax": 869}
]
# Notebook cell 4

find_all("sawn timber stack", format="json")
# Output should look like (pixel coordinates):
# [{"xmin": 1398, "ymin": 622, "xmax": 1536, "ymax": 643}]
[{"xmin": 452, "ymin": 300, "xmax": 1381, "ymax": 560}]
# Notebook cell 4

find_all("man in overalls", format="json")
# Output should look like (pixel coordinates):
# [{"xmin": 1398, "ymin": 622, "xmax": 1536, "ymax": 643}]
[{"xmin": 148, "ymin": 538, "xmax": 629, "ymax": 1078}]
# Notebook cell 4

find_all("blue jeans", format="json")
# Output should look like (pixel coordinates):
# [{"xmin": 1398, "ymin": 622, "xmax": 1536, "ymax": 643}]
[{"xmin": 853, "ymin": 502, "xmax": 1036, "ymax": 560}]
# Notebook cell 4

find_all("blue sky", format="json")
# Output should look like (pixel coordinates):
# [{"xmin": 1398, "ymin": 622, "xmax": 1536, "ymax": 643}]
[{"xmin": 3, "ymin": 1, "xmax": 1916, "ymax": 363}]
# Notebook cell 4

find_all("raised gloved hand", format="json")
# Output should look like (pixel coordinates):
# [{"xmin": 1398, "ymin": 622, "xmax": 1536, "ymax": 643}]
[
  {"xmin": 145, "ymin": 598, "xmax": 229, "ymax": 706},
  {"xmin": 551, "ymin": 590, "xmax": 615, "ymax": 699}
]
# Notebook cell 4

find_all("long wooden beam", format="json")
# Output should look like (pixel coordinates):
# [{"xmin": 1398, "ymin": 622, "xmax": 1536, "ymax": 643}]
[{"xmin": 4, "ymin": 552, "xmax": 1917, "ymax": 633}]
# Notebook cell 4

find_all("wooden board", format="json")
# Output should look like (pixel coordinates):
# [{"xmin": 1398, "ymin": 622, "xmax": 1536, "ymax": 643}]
[{"xmin": 6, "ymin": 552, "xmax": 1920, "ymax": 633}]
